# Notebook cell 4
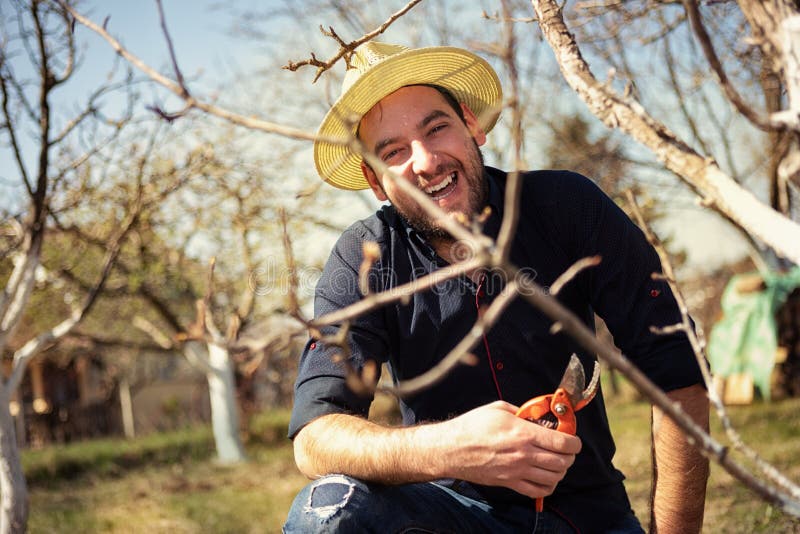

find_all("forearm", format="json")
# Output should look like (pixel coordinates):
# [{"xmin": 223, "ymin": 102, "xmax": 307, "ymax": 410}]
[
  {"xmin": 293, "ymin": 413, "xmax": 443, "ymax": 484},
  {"xmin": 292, "ymin": 401, "xmax": 582, "ymax": 499},
  {"xmin": 650, "ymin": 384, "xmax": 710, "ymax": 534}
]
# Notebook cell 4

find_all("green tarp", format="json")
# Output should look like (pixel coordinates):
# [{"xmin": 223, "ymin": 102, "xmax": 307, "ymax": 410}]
[{"xmin": 707, "ymin": 267, "xmax": 800, "ymax": 399}]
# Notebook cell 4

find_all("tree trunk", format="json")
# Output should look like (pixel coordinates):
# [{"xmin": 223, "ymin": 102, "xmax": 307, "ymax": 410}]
[
  {"xmin": 119, "ymin": 378, "xmax": 135, "ymax": 439},
  {"xmin": 206, "ymin": 343, "xmax": 246, "ymax": 463},
  {"xmin": 0, "ymin": 385, "xmax": 27, "ymax": 534}
]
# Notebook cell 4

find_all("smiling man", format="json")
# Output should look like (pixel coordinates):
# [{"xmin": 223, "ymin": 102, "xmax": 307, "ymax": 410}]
[
  {"xmin": 283, "ymin": 42, "xmax": 709, "ymax": 533},
  {"xmin": 358, "ymin": 84, "xmax": 488, "ymax": 248}
]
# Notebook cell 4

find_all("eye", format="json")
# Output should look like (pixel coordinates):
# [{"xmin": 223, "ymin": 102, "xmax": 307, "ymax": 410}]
[
  {"xmin": 428, "ymin": 123, "xmax": 448, "ymax": 136},
  {"xmin": 381, "ymin": 147, "xmax": 404, "ymax": 163}
]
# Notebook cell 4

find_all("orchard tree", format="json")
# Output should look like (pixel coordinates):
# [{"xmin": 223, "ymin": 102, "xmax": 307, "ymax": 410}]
[
  {"xmin": 0, "ymin": 0, "xmax": 180, "ymax": 530},
  {"xmin": 60, "ymin": 125, "xmax": 341, "ymax": 462}
]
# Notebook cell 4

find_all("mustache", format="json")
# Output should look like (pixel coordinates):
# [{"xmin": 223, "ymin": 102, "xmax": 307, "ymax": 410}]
[{"xmin": 415, "ymin": 164, "xmax": 460, "ymax": 188}]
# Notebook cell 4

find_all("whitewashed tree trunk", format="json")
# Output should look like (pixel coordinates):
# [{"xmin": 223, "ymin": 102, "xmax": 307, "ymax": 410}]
[
  {"xmin": 119, "ymin": 379, "xmax": 135, "ymax": 439},
  {"xmin": 0, "ymin": 385, "xmax": 26, "ymax": 534},
  {"xmin": 0, "ymin": 236, "xmax": 41, "ymax": 534},
  {"xmin": 206, "ymin": 343, "xmax": 245, "ymax": 463}
]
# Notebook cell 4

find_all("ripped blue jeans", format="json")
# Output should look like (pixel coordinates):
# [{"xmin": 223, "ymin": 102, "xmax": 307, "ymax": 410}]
[{"xmin": 282, "ymin": 475, "xmax": 645, "ymax": 533}]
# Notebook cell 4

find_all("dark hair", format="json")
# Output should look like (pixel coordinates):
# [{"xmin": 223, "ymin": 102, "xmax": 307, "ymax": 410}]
[{"xmin": 418, "ymin": 84, "xmax": 467, "ymax": 124}]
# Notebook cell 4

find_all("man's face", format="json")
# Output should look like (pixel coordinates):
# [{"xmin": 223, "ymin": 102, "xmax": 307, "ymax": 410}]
[{"xmin": 358, "ymin": 85, "xmax": 488, "ymax": 241}]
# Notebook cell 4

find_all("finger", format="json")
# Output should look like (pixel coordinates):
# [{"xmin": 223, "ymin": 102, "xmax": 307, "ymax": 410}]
[
  {"xmin": 524, "ymin": 424, "xmax": 583, "ymax": 455},
  {"xmin": 506, "ymin": 475, "xmax": 560, "ymax": 500},
  {"xmin": 522, "ymin": 447, "xmax": 576, "ymax": 474},
  {"xmin": 551, "ymin": 432, "xmax": 582, "ymax": 455}
]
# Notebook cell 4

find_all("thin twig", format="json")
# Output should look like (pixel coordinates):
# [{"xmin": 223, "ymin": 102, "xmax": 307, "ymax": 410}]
[
  {"xmin": 311, "ymin": 257, "xmax": 484, "ymax": 328},
  {"xmin": 283, "ymin": 0, "xmax": 424, "ymax": 83},
  {"xmin": 482, "ymin": 10, "xmax": 537, "ymax": 24},
  {"xmin": 550, "ymin": 255, "xmax": 602, "ymax": 296},
  {"xmin": 358, "ymin": 242, "xmax": 381, "ymax": 297},
  {"xmin": 279, "ymin": 208, "xmax": 304, "ymax": 322},
  {"xmin": 682, "ymin": 0, "xmax": 784, "ymax": 132},
  {"xmin": 154, "ymin": 0, "xmax": 188, "ymax": 97},
  {"xmin": 494, "ymin": 0, "xmax": 524, "ymax": 264},
  {"xmin": 63, "ymin": 3, "xmax": 322, "ymax": 142},
  {"xmin": 649, "ymin": 323, "xmax": 687, "ymax": 336}
]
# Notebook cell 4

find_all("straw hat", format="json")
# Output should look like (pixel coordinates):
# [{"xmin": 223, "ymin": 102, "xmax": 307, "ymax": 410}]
[{"xmin": 314, "ymin": 42, "xmax": 503, "ymax": 190}]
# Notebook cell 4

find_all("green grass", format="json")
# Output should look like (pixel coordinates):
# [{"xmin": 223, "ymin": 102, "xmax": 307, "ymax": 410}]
[
  {"xmin": 26, "ymin": 410, "xmax": 306, "ymax": 534},
  {"xmin": 609, "ymin": 396, "xmax": 800, "ymax": 533},
  {"xmin": 23, "ymin": 426, "xmax": 215, "ymax": 487},
  {"xmin": 24, "ymin": 402, "xmax": 800, "ymax": 533}
]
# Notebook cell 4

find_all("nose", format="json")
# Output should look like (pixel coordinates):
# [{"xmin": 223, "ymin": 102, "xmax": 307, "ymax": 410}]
[{"xmin": 409, "ymin": 140, "xmax": 440, "ymax": 177}]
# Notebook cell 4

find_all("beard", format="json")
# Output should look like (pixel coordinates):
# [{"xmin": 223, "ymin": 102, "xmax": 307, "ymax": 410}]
[{"xmin": 392, "ymin": 140, "xmax": 487, "ymax": 242}]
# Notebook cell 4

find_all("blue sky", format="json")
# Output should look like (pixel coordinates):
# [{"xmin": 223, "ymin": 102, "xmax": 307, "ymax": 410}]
[
  {"xmin": 0, "ymin": 1, "xmax": 290, "ymax": 209},
  {"xmin": 57, "ymin": 1, "xmax": 284, "ymax": 114}
]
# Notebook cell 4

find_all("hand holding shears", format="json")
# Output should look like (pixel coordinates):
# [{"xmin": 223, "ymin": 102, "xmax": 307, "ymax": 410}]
[{"xmin": 515, "ymin": 354, "xmax": 600, "ymax": 512}]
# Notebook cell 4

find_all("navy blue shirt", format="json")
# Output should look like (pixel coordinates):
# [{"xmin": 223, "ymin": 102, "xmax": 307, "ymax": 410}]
[{"xmin": 289, "ymin": 168, "xmax": 703, "ymax": 531}]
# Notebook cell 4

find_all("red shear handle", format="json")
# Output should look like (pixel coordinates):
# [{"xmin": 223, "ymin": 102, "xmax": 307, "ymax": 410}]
[
  {"xmin": 515, "ymin": 389, "xmax": 578, "ymax": 433},
  {"xmin": 515, "ymin": 389, "xmax": 578, "ymax": 512},
  {"xmin": 515, "ymin": 394, "xmax": 552, "ymax": 421}
]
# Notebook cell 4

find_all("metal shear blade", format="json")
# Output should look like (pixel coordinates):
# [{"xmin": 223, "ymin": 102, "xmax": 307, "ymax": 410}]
[{"xmin": 560, "ymin": 354, "xmax": 600, "ymax": 410}]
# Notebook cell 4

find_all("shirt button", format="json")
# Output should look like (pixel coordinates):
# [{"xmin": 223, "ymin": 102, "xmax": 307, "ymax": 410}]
[
  {"xmin": 495, "ymin": 361, "xmax": 504, "ymax": 371},
  {"xmin": 650, "ymin": 289, "xmax": 661, "ymax": 297},
  {"xmin": 310, "ymin": 342, "xmax": 317, "ymax": 350}
]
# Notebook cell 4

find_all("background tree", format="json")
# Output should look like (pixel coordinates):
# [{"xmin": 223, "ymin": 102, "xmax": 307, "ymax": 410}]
[
  {"xmin": 0, "ymin": 0, "xmax": 188, "ymax": 528},
  {"xmin": 54, "ymin": 122, "xmax": 344, "ymax": 462}
]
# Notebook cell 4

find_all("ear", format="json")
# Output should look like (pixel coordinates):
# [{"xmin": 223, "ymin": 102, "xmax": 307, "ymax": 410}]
[
  {"xmin": 460, "ymin": 103, "xmax": 487, "ymax": 147},
  {"xmin": 361, "ymin": 161, "xmax": 388, "ymax": 201}
]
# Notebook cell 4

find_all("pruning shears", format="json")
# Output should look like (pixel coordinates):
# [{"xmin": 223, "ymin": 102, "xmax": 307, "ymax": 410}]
[{"xmin": 515, "ymin": 354, "xmax": 600, "ymax": 512}]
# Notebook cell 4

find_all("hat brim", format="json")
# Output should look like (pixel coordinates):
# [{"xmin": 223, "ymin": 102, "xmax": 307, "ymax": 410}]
[{"xmin": 314, "ymin": 46, "xmax": 503, "ymax": 190}]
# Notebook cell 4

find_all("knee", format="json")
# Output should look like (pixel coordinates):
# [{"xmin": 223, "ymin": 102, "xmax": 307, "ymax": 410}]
[{"xmin": 283, "ymin": 474, "xmax": 368, "ymax": 533}]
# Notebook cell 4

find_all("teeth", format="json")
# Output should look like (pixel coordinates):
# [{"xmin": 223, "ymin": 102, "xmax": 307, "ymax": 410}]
[{"xmin": 424, "ymin": 173, "xmax": 455, "ymax": 194}]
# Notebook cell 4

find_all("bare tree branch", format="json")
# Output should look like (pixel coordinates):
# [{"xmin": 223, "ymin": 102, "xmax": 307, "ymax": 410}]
[
  {"xmin": 683, "ymin": 0, "xmax": 784, "ymax": 132},
  {"xmin": 0, "ymin": 70, "xmax": 33, "ymax": 196},
  {"xmin": 549, "ymin": 255, "xmax": 602, "ymax": 296},
  {"xmin": 7, "ymin": 179, "xmax": 145, "ymax": 392},
  {"xmin": 132, "ymin": 316, "xmax": 174, "ymax": 350},
  {"xmin": 310, "ymin": 257, "xmax": 484, "ymax": 328},
  {"xmin": 283, "ymin": 0, "xmax": 424, "ymax": 82},
  {"xmin": 494, "ymin": 0, "xmax": 524, "ymax": 265},
  {"xmin": 661, "ymin": 24, "xmax": 713, "ymax": 156},
  {"xmin": 279, "ymin": 207, "xmax": 305, "ymax": 322},
  {"xmin": 62, "ymin": 3, "xmax": 321, "ymax": 142},
  {"xmin": 154, "ymin": 0, "xmax": 188, "ymax": 97},
  {"xmin": 530, "ymin": 0, "xmax": 800, "ymax": 264}
]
